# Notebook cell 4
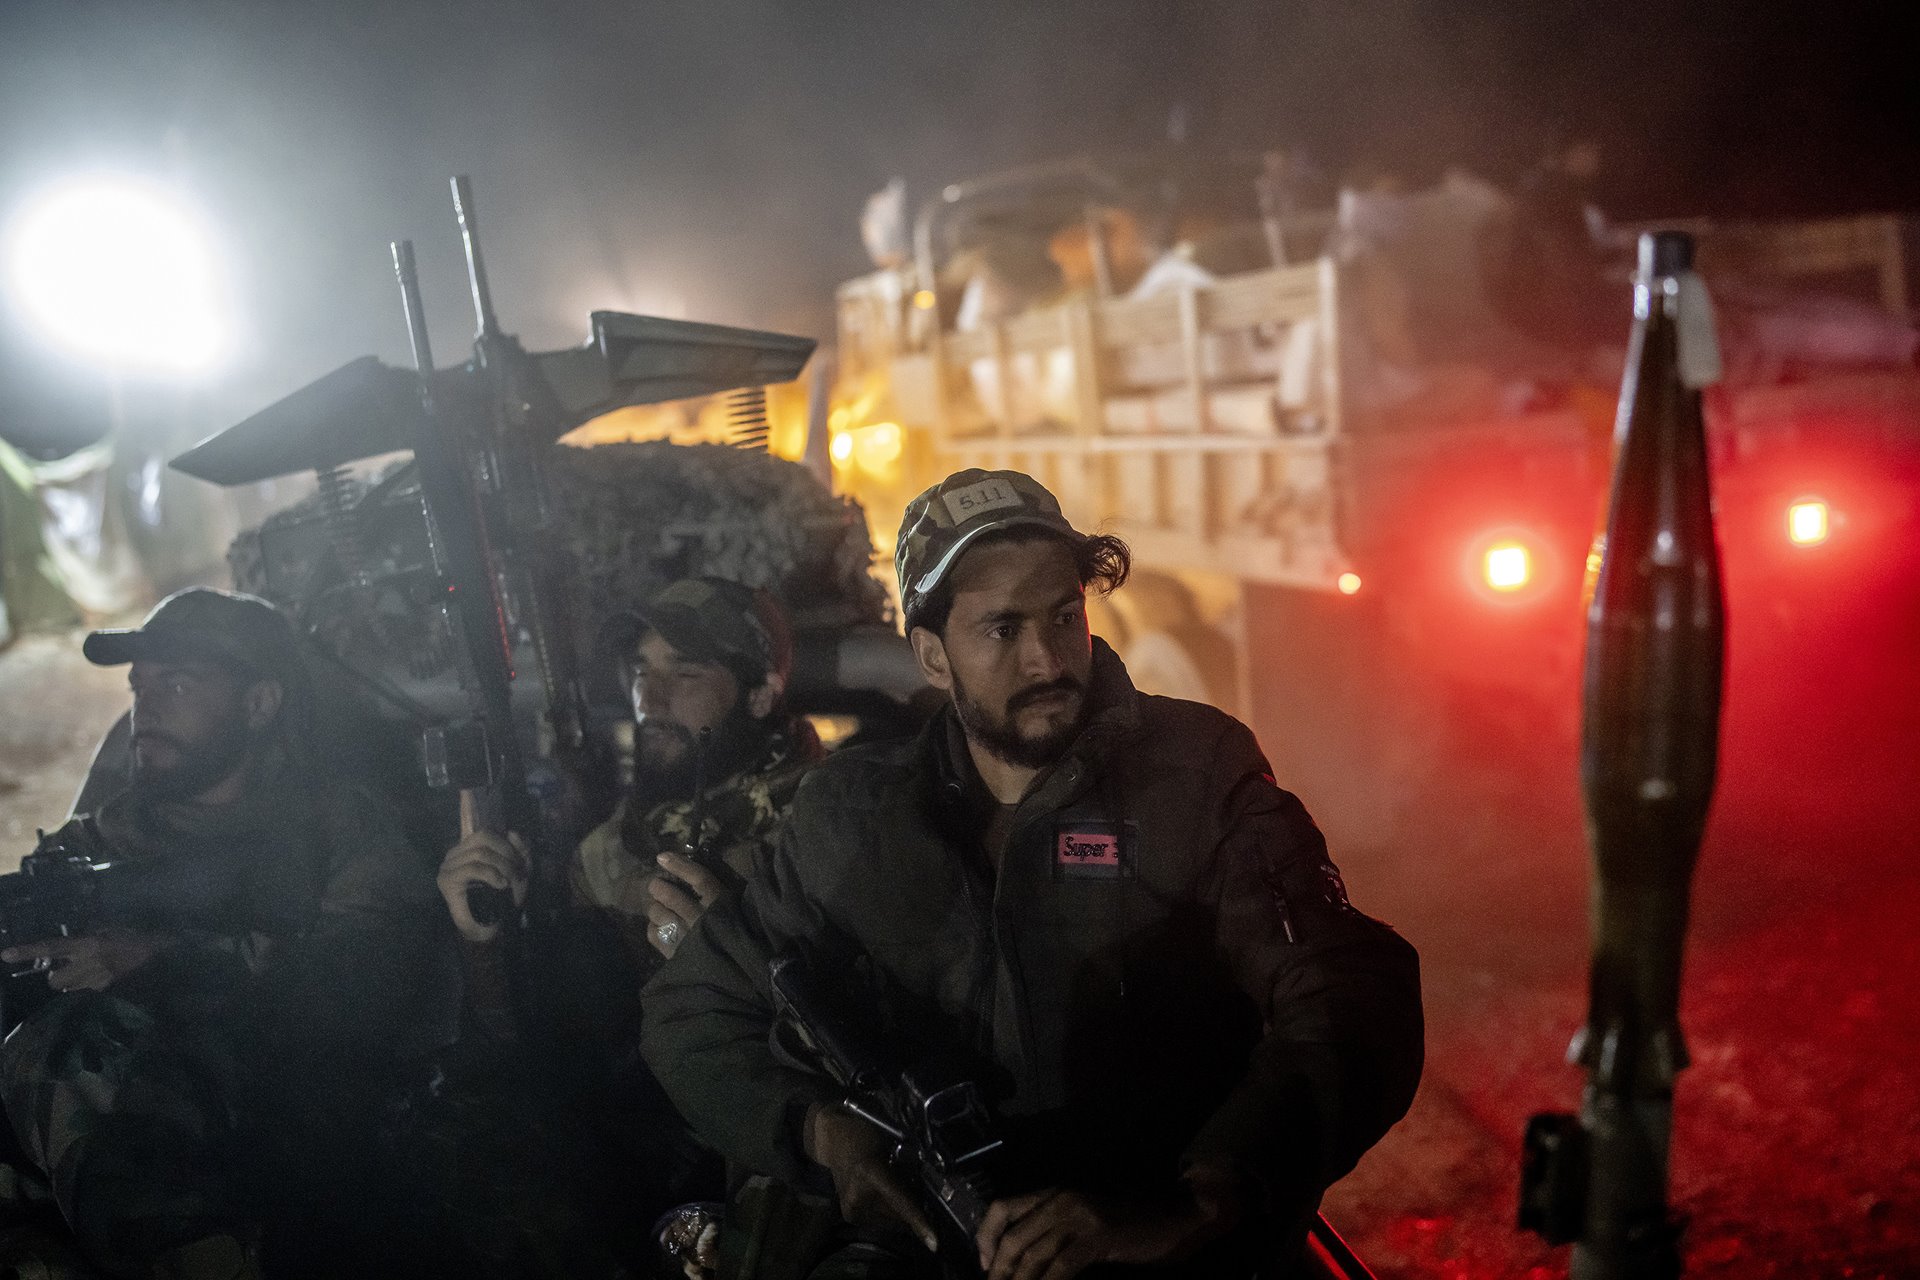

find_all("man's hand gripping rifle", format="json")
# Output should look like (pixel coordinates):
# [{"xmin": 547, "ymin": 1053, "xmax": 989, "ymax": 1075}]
[
  {"xmin": 769, "ymin": 955, "xmax": 1002, "ymax": 1261},
  {"xmin": 0, "ymin": 819, "xmax": 258, "ymax": 1024},
  {"xmin": 0, "ymin": 819, "xmax": 248, "ymax": 954},
  {"xmin": 390, "ymin": 182, "xmax": 573, "ymax": 934}
]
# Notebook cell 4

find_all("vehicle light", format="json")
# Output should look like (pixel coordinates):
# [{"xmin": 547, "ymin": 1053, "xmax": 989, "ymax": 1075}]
[
  {"xmin": 1788, "ymin": 499, "xmax": 1829, "ymax": 547},
  {"xmin": 1337, "ymin": 572, "xmax": 1362, "ymax": 595},
  {"xmin": 1483, "ymin": 542, "xmax": 1531, "ymax": 592},
  {"xmin": 854, "ymin": 421, "xmax": 904, "ymax": 472}
]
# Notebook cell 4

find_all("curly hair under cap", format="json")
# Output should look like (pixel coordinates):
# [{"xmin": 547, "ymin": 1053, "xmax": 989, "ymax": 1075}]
[{"xmin": 904, "ymin": 526, "xmax": 1130, "ymax": 637}]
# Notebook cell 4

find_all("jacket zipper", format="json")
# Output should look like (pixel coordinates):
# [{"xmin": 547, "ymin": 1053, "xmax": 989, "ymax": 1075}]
[
  {"xmin": 956, "ymin": 846, "xmax": 999, "ymax": 1061},
  {"xmin": 991, "ymin": 758, "xmax": 1092, "ymax": 1104}
]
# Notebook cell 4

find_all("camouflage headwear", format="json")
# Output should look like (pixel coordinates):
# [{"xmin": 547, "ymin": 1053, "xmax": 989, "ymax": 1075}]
[
  {"xmin": 633, "ymin": 577, "xmax": 792, "ymax": 686},
  {"xmin": 895, "ymin": 469, "xmax": 1080, "ymax": 625},
  {"xmin": 82, "ymin": 587, "xmax": 301, "ymax": 682}
]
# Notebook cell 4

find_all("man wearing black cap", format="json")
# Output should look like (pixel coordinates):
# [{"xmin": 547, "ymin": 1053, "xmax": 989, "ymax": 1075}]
[
  {"xmin": 0, "ymin": 588, "xmax": 452, "ymax": 1280},
  {"xmin": 642, "ymin": 471, "xmax": 1423, "ymax": 1278}
]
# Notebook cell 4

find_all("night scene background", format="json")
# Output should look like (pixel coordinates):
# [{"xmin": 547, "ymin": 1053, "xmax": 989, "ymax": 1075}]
[{"xmin": 2, "ymin": 2, "xmax": 1917, "ymax": 1277}]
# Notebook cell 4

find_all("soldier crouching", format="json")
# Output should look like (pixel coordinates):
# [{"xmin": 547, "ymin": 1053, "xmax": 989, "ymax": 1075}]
[
  {"xmin": 0, "ymin": 589, "xmax": 455, "ymax": 1280},
  {"xmin": 642, "ymin": 471, "xmax": 1425, "ymax": 1279}
]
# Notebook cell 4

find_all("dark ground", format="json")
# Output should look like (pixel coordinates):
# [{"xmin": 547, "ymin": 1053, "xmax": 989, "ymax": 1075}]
[{"xmin": 1, "ymin": 593, "xmax": 1916, "ymax": 1276}]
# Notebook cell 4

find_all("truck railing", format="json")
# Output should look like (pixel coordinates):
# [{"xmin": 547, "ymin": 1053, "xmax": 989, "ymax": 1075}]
[
  {"xmin": 897, "ymin": 254, "xmax": 1349, "ymax": 591},
  {"xmin": 835, "ymin": 209, "xmax": 1914, "ymax": 593}
]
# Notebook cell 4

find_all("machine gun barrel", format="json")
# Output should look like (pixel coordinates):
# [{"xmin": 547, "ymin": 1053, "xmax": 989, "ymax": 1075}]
[{"xmin": 445, "ymin": 178, "xmax": 589, "ymax": 766}]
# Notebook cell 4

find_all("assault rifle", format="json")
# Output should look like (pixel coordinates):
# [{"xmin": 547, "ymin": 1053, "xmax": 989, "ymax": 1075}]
[
  {"xmin": 0, "ymin": 818, "xmax": 259, "ymax": 1029},
  {"xmin": 170, "ymin": 177, "xmax": 815, "ymax": 933},
  {"xmin": 0, "ymin": 819, "xmax": 252, "ymax": 955},
  {"xmin": 768, "ymin": 955, "xmax": 1002, "ymax": 1261},
  {"xmin": 770, "ymin": 955, "xmax": 1378, "ymax": 1279}
]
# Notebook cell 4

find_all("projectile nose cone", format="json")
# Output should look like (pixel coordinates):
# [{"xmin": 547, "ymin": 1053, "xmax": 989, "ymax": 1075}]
[{"xmin": 1639, "ymin": 231, "xmax": 1695, "ymax": 279}]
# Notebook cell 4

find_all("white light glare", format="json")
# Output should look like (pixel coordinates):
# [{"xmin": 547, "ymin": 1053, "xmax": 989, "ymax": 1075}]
[
  {"xmin": 5, "ymin": 176, "xmax": 230, "ymax": 374},
  {"xmin": 1787, "ymin": 499, "xmax": 1829, "ymax": 547},
  {"xmin": 1483, "ymin": 541, "xmax": 1532, "ymax": 591}
]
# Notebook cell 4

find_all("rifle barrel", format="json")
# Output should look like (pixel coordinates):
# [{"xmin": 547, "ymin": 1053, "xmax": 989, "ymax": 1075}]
[
  {"xmin": 392, "ymin": 240, "xmax": 438, "ymax": 375},
  {"xmin": 450, "ymin": 175, "xmax": 500, "ymax": 342}
]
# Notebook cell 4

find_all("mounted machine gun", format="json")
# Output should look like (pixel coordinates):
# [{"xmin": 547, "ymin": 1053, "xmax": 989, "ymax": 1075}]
[{"xmin": 171, "ymin": 176, "xmax": 815, "ymax": 928}]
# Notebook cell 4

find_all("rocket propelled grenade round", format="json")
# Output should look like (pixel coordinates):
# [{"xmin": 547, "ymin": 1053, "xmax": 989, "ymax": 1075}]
[
  {"xmin": 1523, "ymin": 230, "xmax": 1727, "ymax": 1280},
  {"xmin": 1582, "ymin": 229, "xmax": 1726, "ymax": 1051}
]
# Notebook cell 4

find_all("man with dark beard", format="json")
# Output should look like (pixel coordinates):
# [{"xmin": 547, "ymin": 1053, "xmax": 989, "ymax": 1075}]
[
  {"xmin": 437, "ymin": 575, "xmax": 820, "ymax": 975},
  {"xmin": 415, "ymin": 578, "xmax": 820, "ymax": 1279},
  {"xmin": 0, "ymin": 588, "xmax": 452, "ymax": 1280},
  {"xmin": 641, "ymin": 470, "xmax": 1423, "ymax": 1279}
]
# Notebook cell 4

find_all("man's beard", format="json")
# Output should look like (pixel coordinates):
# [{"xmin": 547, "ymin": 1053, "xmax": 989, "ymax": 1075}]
[
  {"xmin": 951, "ymin": 671, "xmax": 1088, "ymax": 771},
  {"xmin": 628, "ymin": 701, "xmax": 769, "ymax": 814},
  {"xmin": 131, "ymin": 718, "xmax": 256, "ymax": 802}
]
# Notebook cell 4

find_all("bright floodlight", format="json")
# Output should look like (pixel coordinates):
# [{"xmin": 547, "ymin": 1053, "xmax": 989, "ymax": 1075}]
[
  {"xmin": 5, "ymin": 176, "xmax": 229, "ymax": 374},
  {"xmin": 1787, "ymin": 499, "xmax": 1829, "ymax": 547}
]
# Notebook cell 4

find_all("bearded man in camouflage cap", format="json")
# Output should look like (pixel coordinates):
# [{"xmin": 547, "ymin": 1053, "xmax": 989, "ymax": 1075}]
[{"xmin": 643, "ymin": 470, "xmax": 1423, "ymax": 1279}]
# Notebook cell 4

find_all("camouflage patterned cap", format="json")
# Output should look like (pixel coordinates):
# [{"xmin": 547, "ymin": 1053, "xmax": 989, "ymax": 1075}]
[
  {"xmin": 633, "ymin": 576, "xmax": 792, "ymax": 686},
  {"xmin": 895, "ymin": 469, "xmax": 1081, "ymax": 623}
]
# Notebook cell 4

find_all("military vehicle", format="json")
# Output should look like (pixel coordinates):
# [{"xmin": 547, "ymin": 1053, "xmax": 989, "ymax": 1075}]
[{"xmin": 811, "ymin": 152, "xmax": 1920, "ymax": 831}]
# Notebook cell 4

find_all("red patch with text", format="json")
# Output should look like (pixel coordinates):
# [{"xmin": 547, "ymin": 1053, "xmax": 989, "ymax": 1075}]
[{"xmin": 1054, "ymin": 822, "xmax": 1133, "ymax": 880}]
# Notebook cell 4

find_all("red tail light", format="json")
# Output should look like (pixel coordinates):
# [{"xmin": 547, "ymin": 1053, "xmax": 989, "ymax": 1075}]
[
  {"xmin": 1484, "ymin": 541, "xmax": 1532, "ymax": 592},
  {"xmin": 1788, "ymin": 499, "xmax": 1830, "ymax": 547}
]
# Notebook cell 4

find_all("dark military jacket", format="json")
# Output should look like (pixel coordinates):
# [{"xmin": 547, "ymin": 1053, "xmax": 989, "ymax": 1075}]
[
  {"xmin": 77, "ymin": 745, "xmax": 455, "ymax": 1064},
  {"xmin": 641, "ymin": 639, "xmax": 1423, "ymax": 1233}
]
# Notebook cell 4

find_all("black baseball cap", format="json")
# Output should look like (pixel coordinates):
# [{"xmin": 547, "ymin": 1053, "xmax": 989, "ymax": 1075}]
[{"xmin": 83, "ymin": 588, "xmax": 301, "ymax": 682}]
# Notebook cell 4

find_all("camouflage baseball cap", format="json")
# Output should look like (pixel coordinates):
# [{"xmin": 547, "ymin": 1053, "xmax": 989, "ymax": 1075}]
[
  {"xmin": 895, "ymin": 469, "xmax": 1081, "ymax": 623},
  {"xmin": 82, "ymin": 588, "xmax": 300, "ymax": 680},
  {"xmin": 633, "ymin": 577, "xmax": 792, "ymax": 686}
]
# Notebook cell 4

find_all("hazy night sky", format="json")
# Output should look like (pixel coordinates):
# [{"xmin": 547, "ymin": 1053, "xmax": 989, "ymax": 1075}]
[{"xmin": 1, "ymin": 0, "xmax": 1911, "ymax": 453}]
